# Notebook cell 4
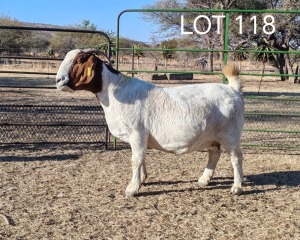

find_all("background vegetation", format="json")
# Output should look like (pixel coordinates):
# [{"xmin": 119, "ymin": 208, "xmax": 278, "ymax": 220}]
[
  {"xmin": 0, "ymin": 0, "xmax": 299, "ymax": 81},
  {"xmin": 144, "ymin": 0, "xmax": 300, "ymax": 79}
]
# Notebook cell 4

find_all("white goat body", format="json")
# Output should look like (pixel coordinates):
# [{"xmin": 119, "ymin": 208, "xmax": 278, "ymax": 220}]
[
  {"xmin": 103, "ymin": 78, "xmax": 243, "ymax": 154},
  {"xmin": 56, "ymin": 49, "xmax": 244, "ymax": 197}
]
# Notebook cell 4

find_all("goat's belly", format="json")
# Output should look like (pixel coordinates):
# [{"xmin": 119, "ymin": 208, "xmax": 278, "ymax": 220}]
[{"xmin": 148, "ymin": 133, "xmax": 208, "ymax": 154}]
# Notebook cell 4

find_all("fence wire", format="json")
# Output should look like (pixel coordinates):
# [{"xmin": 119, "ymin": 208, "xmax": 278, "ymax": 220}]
[
  {"xmin": 0, "ymin": 23, "xmax": 299, "ymax": 151},
  {"xmin": 243, "ymin": 96, "xmax": 300, "ymax": 149},
  {"xmin": 0, "ymin": 104, "xmax": 108, "ymax": 146},
  {"xmin": 0, "ymin": 97, "xmax": 298, "ymax": 150}
]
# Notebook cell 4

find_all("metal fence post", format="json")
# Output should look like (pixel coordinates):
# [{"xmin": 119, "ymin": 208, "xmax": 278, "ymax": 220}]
[
  {"xmin": 132, "ymin": 46, "xmax": 135, "ymax": 77},
  {"xmin": 223, "ymin": 12, "xmax": 230, "ymax": 84}
]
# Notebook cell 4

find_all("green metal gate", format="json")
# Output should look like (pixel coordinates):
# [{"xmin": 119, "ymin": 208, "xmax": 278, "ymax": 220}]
[{"xmin": 115, "ymin": 8, "xmax": 300, "ymax": 150}]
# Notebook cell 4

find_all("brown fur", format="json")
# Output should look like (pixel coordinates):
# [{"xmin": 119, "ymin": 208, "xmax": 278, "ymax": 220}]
[
  {"xmin": 68, "ymin": 52, "xmax": 103, "ymax": 93},
  {"xmin": 222, "ymin": 62, "xmax": 239, "ymax": 77},
  {"xmin": 222, "ymin": 62, "xmax": 242, "ymax": 92}
]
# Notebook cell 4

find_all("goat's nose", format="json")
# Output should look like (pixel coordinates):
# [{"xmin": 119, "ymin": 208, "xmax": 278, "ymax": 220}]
[{"xmin": 56, "ymin": 76, "xmax": 66, "ymax": 83}]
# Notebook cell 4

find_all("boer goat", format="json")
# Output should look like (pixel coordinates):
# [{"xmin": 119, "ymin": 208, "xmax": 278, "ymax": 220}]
[{"xmin": 56, "ymin": 49, "xmax": 244, "ymax": 197}]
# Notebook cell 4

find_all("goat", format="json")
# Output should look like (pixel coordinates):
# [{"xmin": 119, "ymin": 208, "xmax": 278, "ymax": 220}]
[{"xmin": 56, "ymin": 49, "xmax": 244, "ymax": 197}]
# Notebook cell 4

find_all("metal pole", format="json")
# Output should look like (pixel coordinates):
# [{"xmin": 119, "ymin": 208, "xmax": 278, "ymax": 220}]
[
  {"xmin": 0, "ymin": 25, "xmax": 112, "ymax": 59},
  {"xmin": 105, "ymin": 125, "xmax": 109, "ymax": 150},
  {"xmin": 223, "ymin": 12, "xmax": 230, "ymax": 84},
  {"xmin": 132, "ymin": 46, "xmax": 135, "ymax": 77}
]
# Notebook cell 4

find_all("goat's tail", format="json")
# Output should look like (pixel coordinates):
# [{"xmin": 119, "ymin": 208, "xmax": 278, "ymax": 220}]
[{"xmin": 223, "ymin": 63, "xmax": 242, "ymax": 93}]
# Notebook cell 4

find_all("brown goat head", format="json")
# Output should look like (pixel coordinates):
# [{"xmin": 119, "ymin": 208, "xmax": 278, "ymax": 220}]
[{"xmin": 68, "ymin": 51, "xmax": 103, "ymax": 93}]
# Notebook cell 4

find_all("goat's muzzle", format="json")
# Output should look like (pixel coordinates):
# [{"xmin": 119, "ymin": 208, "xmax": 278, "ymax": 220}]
[{"xmin": 56, "ymin": 76, "xmax": 74, "ymax": 93}]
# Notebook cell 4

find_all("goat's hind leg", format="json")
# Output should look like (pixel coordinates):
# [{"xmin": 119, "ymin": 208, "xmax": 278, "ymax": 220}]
[
  {"xmin": 198, "ymin": 143, "xmax": 221, "ymax": 187},
  {"xmin": 229, "ymin": 146, "xmax": 243, "ymax": 195}
]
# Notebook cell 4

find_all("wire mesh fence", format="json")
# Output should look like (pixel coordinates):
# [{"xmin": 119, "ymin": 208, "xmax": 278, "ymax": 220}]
[
  {"xmin": 0, "ymin": 96, "xmax": 298, "ymax": 150},
  {"xmin": 0, "ymin": 24, "xmax": 299, "ymax": 151},
  {"xmin": 243, "ymin": 96, "xmax": 300, "ymax": 149},
  {"xmin": 0, "ymin": 104, "xmax": 109, "ymax": 147}
]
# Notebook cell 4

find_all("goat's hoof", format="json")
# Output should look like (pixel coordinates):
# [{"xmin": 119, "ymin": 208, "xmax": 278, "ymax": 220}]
[
  {"xmin": 125, "ymin": 192, "xmax": 137, "ymax": 198},
  {"xmin": 141, "ymin": 173, "xmax": 147, "ymax": 183},
  {"xmin": 197, "ymin": 178, "xmax": 209, "ymax": 187},
  {"xmin": 230, "ymin": 185, "xmax": 243, "ymax": 195},
  {"xmin": 125, "ymin": 183, "xmax": 140, "ymax": 198}
]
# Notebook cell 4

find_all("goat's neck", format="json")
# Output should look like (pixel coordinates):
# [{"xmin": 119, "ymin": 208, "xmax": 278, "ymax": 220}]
[{"xmin": 95, "ymin": 64, "xmax": 126, "ymax": 106}]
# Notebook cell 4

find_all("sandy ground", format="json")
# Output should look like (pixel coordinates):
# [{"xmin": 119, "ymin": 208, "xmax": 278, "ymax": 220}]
[
  {"xmin": 0, "ymin": 145, "xmax": 300, "ymax": 240},
  {"xmin": 0, "ymin": 59, "xmax": 300, "ymax": 239}
]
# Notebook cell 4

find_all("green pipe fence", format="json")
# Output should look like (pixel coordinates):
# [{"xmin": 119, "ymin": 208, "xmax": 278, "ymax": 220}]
[
  {"xmin": 116, "ymin": 8, "xmax": 300, "ymax": 67},
  {"xmin": 115, "ymin": 8, "xmax": 300, "ymax": 150},
  {"xmin": 116, "ymin": 47, "xmax": 300, "ymax": 55},
  {"xmin": 111, "ymin": 69, "xmax": 300, "ymax": 78}
]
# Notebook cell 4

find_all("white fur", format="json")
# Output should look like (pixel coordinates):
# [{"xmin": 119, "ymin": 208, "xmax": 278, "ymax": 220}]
[{"xmin": 56, "ymin": 49, "xmax": 244, "ymax": 197}]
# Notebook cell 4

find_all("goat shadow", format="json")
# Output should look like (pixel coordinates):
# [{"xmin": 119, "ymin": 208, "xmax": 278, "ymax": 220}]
[
  {"xmin": 246, "ymin": 171, "xmax": 300, "ymax": 187},
  {"xmin": 0, "ymin": 143, "xmax": 90, "ymax": 162},
  {"xmin": 137, "ymin": 171, "xmax": 300, "ymax": 197},
  {"xmin": 0, "ymin": 154, "xmax": 80, "ymax": 162}
]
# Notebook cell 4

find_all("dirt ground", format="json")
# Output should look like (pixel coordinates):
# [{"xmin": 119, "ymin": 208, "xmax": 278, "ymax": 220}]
[
  {"xmin": 0, "ymin": 145, "xmax": 300, "ymax": 240},
  {"xmin": 0, "ymin": 60, "xmax": 300, "ymax": 239}
]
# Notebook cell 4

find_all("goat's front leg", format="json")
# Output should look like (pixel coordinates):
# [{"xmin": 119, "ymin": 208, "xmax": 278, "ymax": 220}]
[
  {"xmin": 140, "ymin": 160, "xmax": 147, "ymax": 183},
  {"xmin": 125, "ymin": 132, "xmax": 147, "ymax": 197}
]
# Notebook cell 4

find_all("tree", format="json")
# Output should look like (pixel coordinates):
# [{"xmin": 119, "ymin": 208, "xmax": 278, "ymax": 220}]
[
  {"xmin": 252, "ymin": 37, "xmax": 279, "ymax": 93},
  {"xmin": 0, "ymin": 17, "xmax": 32, "ymax": 54},
  {"xmin": 143, "ymin": 0, "xmax": 255, "ymax": 72},
  {"xmin": 226, "ymin": 0, "xmax": 300, "ymax": 83},
  {"xmin": 268, "ymin": 1, "xmax": 300, "ymax": 81},
  {"xmin": 46, "ymin": 48, "xmax": 55, "ymax": 58},
  {"xmin": 232, "ymin": 41, "xmax": 251, "ymax": 69},
  {"xmin": 143, "ymin": 0, "xmax": 300, "ymax": 79},
  {"xmin": 49, "ymin": 20, "xmax": 114, "ymax": 55},
  {"xmin": 133, "ymin": 45, "xmax": 144, "ymax": 68},
  {"xmin": 79, "ymin": 20, "xmax": 97, "ymax": 31},
  {"xmin": 161, "ymin": 39, "xmax": 177, "ymax": 68}
]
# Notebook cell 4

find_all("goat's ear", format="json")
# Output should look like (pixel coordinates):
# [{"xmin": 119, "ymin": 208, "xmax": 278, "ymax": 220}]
[
  {"xmin": 76, "ymin": 55, "xmax": 96, "ymax": 83},
  {"xmin": 74, "ymin": 54, "xmax": 102, "ymax": 93}
]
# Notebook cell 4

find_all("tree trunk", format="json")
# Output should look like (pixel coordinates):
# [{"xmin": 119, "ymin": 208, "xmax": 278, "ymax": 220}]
[
  {"xmin": 185, "ymin": 58, "xmax": 189, "ymax": 69},
  {"xmin": 209, "ymin": 50, "xmax": 214, "ymax": 72},
  {"xmin": 285, "ymin": 50, "xmax": 294, "ymax": 81},
  {"xmin": 278, "ymin": 53, "xmax": 286, "ymax": 81},
  {"xmin": 285, "ymin": 64, "xmax": 289, "ymax": 80},
  {"xmin": 294, "ymin": 64, "xmax": 299, "ymax": 84},
  {"xmin": 207, "ymin": 35, "xmax": 214, "ymax": 72},
  {"xmin": 258, "ymin": 62, "xmax": 266, "ymax": 95}
]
